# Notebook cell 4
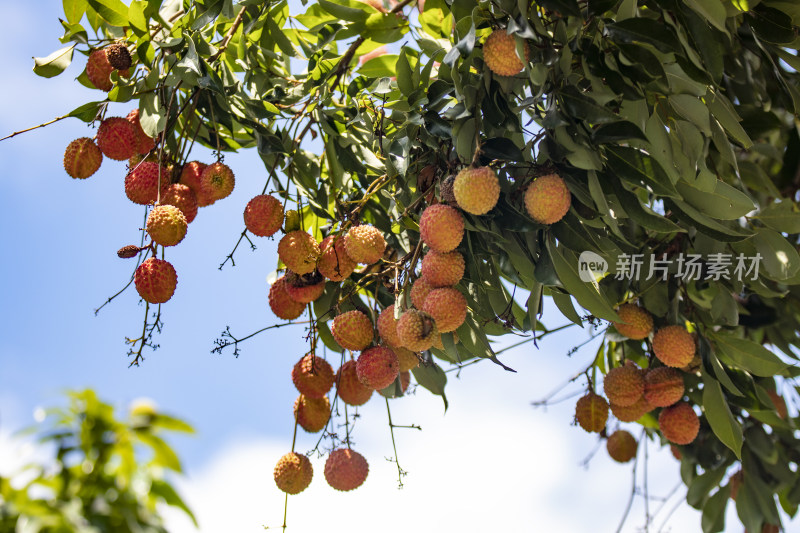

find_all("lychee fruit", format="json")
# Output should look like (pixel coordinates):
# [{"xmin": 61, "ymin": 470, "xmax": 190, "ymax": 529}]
[
  {"xmin": 483, "ymin": 29, "xmax": 529, "ymax": 77},
  {"xmin": 179, "ymin": 161, "xmax": 212, "ymax": 205},
  {"xmin": 292, "ymin": 353, "xmax": 335, "ymax": 398},
  {"xmin": 410, "ymin": 277, "xmax": 434, "ymax": 308},
  {"xmin": 278, "ymin": 231, "xmax": 320, "ymax": 275},
  {"xmin": 453, "ymin": 167, "xmax": 500, "ymax": 215},
  {"xmin": 96, "ymin": 117, "xmax": 138, "ymax": 161},
  {"xmin": 318, "ymin": 235, "xmax": 357, "ymax": 281},
  {"xmin": 86, "ymin": 48, "xmax": 128, "ymax": 91},
  {"xmin": 134, "ymin": 258, "xmax": 177, "ymax": 304},
  {"xmin": 396, "ymin": 347, "xmax": 419, "ymax": 372},
  {"xmin": 356, "ymin": 346, "xmax": 399, "ymax": 390},
  {"xmin": 396, "ymin": 309, "xmax": 438, "ymax": 352},
  {"xmin": 603, "ymin": 364, "xmax": 644, "ymax": 407},
  {"xmin": 244, "ymin": 195, "xmax": 284, "ymax": 237},
  {"xmin": 146, "ymin": 205, "xmax": 188, "ymax": 247},
  {"xmin": 606, "ymin": 430, "xmax": 638, "ymax": 463},
  {"xmin": 344, "ymin": 225, "xmax": 386, "ymax": 264},
  {"xmin": 274, "ymin": 452, "xmax": 313, "ymax": 495},
  {"xmin": 652, "ymin": 325, "xmax": 696, "ymax": 368},
  {"xmin": 125, "ymin": 162, "xmax": 170, "ymax": 205},
  {"xmin": 524, "ymin": 173, "xmax": 571, "ymax": 224},
  {"xmin": 420, "ymin": 250, "xmax": 465, "ymax": 287},
  {"xmin": 613, "ymin": 303, "xmax": 653, "ymax": 340},
  {"xmin": 419, "ymin": 204, "xmax": 464, "ymax": 253},
  {"xmin": 160, "ymin": 183, "xmax": 198, "ymax": 223},
  {"xmin": 105, "ymin": 43, "xmax": 132, "ymax": 71},
  {"xmin": 335, "ymin": 360, "xmax": 373, "ymax": 406},
  {"xmin": 658, "ymin": 402, "xmax": 700, "ymax": 445},
  {"xmin": 575, "ymin": 392, "xmax": 608, "ymax": 433},
  {"xmin": 294, "ymin": 394, "xmax": 330, "ymax": 433},
  {"xmin": 197, "ymin": 162, "xmax": 235, "ymax": 202},
  {"xmin": 643, "ymin": 367, "xmax": 684, "ymax": 407},
  {"xmin": 284, "ymin": 209, "xmax": 301, "ymax": 232},
  {"xmin": 377, "ymin": 305, "xmax": 402, "ymax": 347},
  {"xmin": 331, "ymin": 310, "xmax": 374, "ymax": 351},
  {"xmin": 440, "ymin": 175, "xmax": 457, "ymax": 205},
  {"xmin": 422, "ymin": 287, "xmax": 467, "ymax": 333},
  {"xmin": 63, "ymin": 138, "xmax": 102, "ymax": 179},
  {"xmin": 324, "ymin": 448, "xmax": 369, "ymax": 491},
  {"xmin": 125, "ymin": 109, "xmax": 156, "ymax": 155},
  {"xmin": 268, "ymin": 275, "xmax": 306, "ymax": 320},
  {"xmin": 610, "ymin": 395, "xmax": 653, "ymax": 423},
  {"xmin": 284, "ymin": 271, "xmax": 326, "ymax": 304}
]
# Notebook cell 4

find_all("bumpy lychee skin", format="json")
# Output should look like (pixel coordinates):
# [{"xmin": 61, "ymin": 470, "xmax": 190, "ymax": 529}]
[
  {"xmin": 396, "ymin": 347, "xmax": 420, "ymax": 372},
  {"xmin": 336, "ymin": 360, "xmax": 373, "ymax": 406},
  {"xmin": 644, "ymin": 367, "xmax": 684, "ymax": 407},
  {"xmin": 146, "ymin": 205, "xmax": 188, "ymax": 247},
  {"xmin": 610, "ymin": 395, "xmax": 654, "ymax": 423},
  {"xmin": 483, "ymin": 29, "xmax": 529, "ymax": 77},
  {"xmin": 134, "ymin": 258, "xmax": 177, "ymax": 304},
  {"xmin": 421, "ymin": 250, "xmax": 465, "ymax": 287},
  {"xmin": 160, "ymin": 184, "xmax": 198, "ymax": 224},
  {"xmin": 524, "ymin": 173, "xmax": 571, "ymax": 225},
  {"xmin": 96, "ymin": 117, "xmax": 138, "ymax": 161},
  {"xmin": 294, "ymin": 394, "xmax": 330, "ymax": 433},
  {"xmin": 453, "ymin": 167, "xmax": 500, "ymax": 215},
  {"xmin": 318, "ymin": 235, "xmax": 357, "ymax": 282},
  {"xmin": 652, "ymin": 325, "xmax": 696, "ymax": 368},
  {"xmin": 268, "ymin": 275, "xmax": 305, "ymax": 320},
  {"xmin": 396, "ymin": 309, "xmax": 438, "ymax": 352},
  {"xmin": 613, "ymin": 303, "xmax": 654, "ymax": 340},
  {"xmin": 125, "ymin": 162, "xmax": 170, "ymax": 205},
  {"xmin": 606, "ymin": 430, "xmax": 638, "ymax": 463},
  {"xmin": 244, "ymin": 195, "xmax": 284, "ymax": 237},
  {"xmin": 331, "ymin": 310, "xmax": 374, "ymax": 351},
  {"xmin": 86, "ymin": 49, "xmax": 114, "ymax": 91},
  {"xmin": 284, "ymin": 271, "xmax": 326, "ymax": 304},
  {"xmin": 292, "ymin": 353, "xmax": 335, "ymax": 398},
  {"xmin": 419, "ymin": 204, "xmax": 464, "ymax": 253},
  {"xmin": 105, "ymin": 43, "xmax": 132, "ymax": 71},
  {"xmin": 63, "ymin": 138, "xmax": 102, "ymax": 179},
  {"xmin": 324, "ymin": 449, "xmax": 369, "ymax": 492},
  {"xmin": 278, "ymin": 231, "xmax": 320, "ymax": 275},
  {"xmin": 603, "ymin": 365, "xmax": 645, "ymax": 407},
  {"xmin": 377, "ymin": 305, "xmax": 402, "ymax": 347},
  {"xmin": 658, "ymin": 402, "xmax": 700, "ymax": 445},
  {"xmin": 198, "ymin": 162, "xmax": 235, "ymax": 202},
  {"xmin": 356, "ymin": 346, "xmax": 399, "ymax": 390},
  {"xmin": 344, "ymin": 225, "xmax": 386, "ymax": 264},
  {"xmin": 274, "ymin": 452, "xmax": 313, "ymax": 495},
  {"xmin": 575, "ymin": 392, "xmax": 608, "ymax": 433},
  {"xmin": 179, "ymin": 161, "xmax": 210, "ymax": 204},
  {"xmin": 422, "ymin": 287, "xmax": 467, "ymax": 333},
  {"xmin": 126, "ymin": 109, "xmax": 156, "ymax": 155},
  {"xmin": 440, "ymin": 175, "xmax": 457, "ymax": 205}
]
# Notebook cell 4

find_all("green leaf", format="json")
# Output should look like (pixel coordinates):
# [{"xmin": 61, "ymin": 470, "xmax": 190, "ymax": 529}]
[
  {"xmin": 701, "ymin": 485, "xmax": 730, "ymax": 533},
  {"xmin": 591, "ymin": 121, "xmax": 647, "ymax": 144},
  {"xmin": 675, "ymin": 180, "xmax": 755, "ymax": 220},
  {"xmin": 605, "ymin": 146, "xmax": 680, "ymax": 198},
  {"xmin": 559, "ymin": 86, "xmax": 619, "ymax": 124},
  {"xmin": 754, "ymin": 202, "xmax": 800, "ymax": 233},
  {"xmin": 138, "ymin": 433, "xmax": 183, "ymax": 471},
  {"xmin": 358, "ymin": 54, "xmax": 398, "ymax": 77},
  {"xmin": 63, "ymin": 0, "xmax": 88, "ymax": 24},
  {"xmin": 68, "ymin": 101, "xmax": 105, "ymax": 122},
  {"xmin": 396, "ymin": 48, "xmax": 414, "ymax": 96},
  {"xmin": 411, "ymin": 362, "xmax": 448, "ymax": 410},
  {"xmin": 150, "ymin": 479, "xmax": 198, "ymax": 526},
  {"xmin": 32, "ymin": 45, "xmax": 74, "ymax": 78},
  {"xmin": 711, "ymin": 332, "xmax": 789, "ymax": 377},
  {"xmin": 702, "ymin": 374, "xmax": 743, "ymax": 457},
  {"xmin": 752, "ymin": 227, "xmax": 800, "ymax": 281},
  {"xmin": 687, "ymin": 466, "xmax": 728, "ymax": 508},
  {"xmin": 684, "ymin": 0, "xmax": 729, "ymax": 32},
  {"xmin": 318, "ymin": 0, "xmax": 369, "ymax": 22},
  {"xmin": 747, "ymin": 6, "xmax": 796, "ymax": 44},
  {"xmin": 705, "ymin": 91, "xmax": 753, "ymax": 148},
  {"xmin": 87, "ymin": 0, "xmax": 130, "ymax": 26},
  {"xmin": 670, "ymin": 94, "xmax": 711, "ymax": 135},
  {"xmin": 605, "ymin": 17, "xmax": 683, "ymax": 54}
]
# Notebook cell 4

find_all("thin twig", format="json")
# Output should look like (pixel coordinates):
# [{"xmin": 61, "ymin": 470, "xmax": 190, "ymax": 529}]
[
  {"xmin": 208, "ymin": 5, "xmax": 248, "ymax": 62},
  {"xmin": 1, "ymin": 114, "xmax": 72, "ymax": 142}
]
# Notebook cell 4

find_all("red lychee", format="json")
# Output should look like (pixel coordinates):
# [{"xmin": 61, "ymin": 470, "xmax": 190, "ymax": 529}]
[
  {"xmin": 244, "ymin": 195, "xmax": 284, "ymax": 237},
  {"xmin": 96, "ymin": 117, "xmax": 138, "ymax": 161},
  {"xmin": 278, "ymin": 231, "xmax": 320, "ymax": 275},
  {"xmin": 331, "ymin": 310, "xmax": 374, "ymax": 351},
  {"xmin": 422, "ymin": 287, "xmax": 467, "ymax": 333},
  {"xmin": 652, "ymin": 325, "xmax": 696, "ymax": 368},
  {"xmin": 274, "ymin": 452, "xmax": 313, "ymax": 495},
  {"xmin": 658, "ymin": 402, "xmax": 700, "ymax": 445},
  {"xmin": 125, "ymin": 162, "xmax": 170, "ymax": 205},
  {"xmin": 610, "ymin": 395, "xmax": 653, "ymax": 423},
  {"xmin": 606, "ymin": 430, "xmax": 637, "ymax": 463},
  {"xmin": 575, "ymin": 392, "xmax": 608, "ymax": 433},
  {"xmin": 396, "ymin": 309, "xmax": 438, "ymax": 352},
  {"xmin": 324, "ymin": 449, "xmax": 369, "ymax": 491},
  {"xmin": 160, "ymin": 183, "xmax": 198, "ymax": 223},
  {"xmin": 420, "ymin": 250, "xmax": 465, "ymax": 287},
  {"xmin": 453, "ymin": 167, "xmax": 500, "ymax": 215},
  {"xmin": 63, "ymin": 138, "xmax": 102, "ymax": 179},
  {"xmin": 356, "ymin": 346, "xmax": 399, "ymax": 390},
  {"xmin": 377, "ymin": 305, "xmax": 402, "ymax": 347},
  {"xmin": 268, "ymin": 275, "xmax": 305, "ymax": 320},
  {"xmin": 419, "ymin": 204, "xmax": 464, "ymax": 253},
  {"xmin": 344, "ymin": 225, "xmax": 386, "ymax": 264},
  {"xmin": 134, "ymin": 258, "xmax": 177, "ymax": 304},
  {"xmin": 179, "ymin": 161, "xmax": 211, "ymax": 205},
  {"xmin": 284, "ymin": 271, "xmax": 326, "ymax": 304},
  {"xmin": 126, "ymin": 109, "xmax": 156, "ymax": 155},
  {"xmin": 318, "ymin": 235, "xmax": 357, "ymax": 281},
  {"xmin": 335, "ymin": 360, "xmax": 373, "ymax": 406},
  {"xmin": 292, "ymin": 353, "xmax": 335, "ymax": 398},
  {"xmin": 86, "ymin": 48, "xmax": 129, "ymax": 91},
  {"xmin": 198, "ymin": 162, "xmax": 235, "ymax": 202},
  {"xmin": 643, "ymin": 367, "xmax": 684, "ymax": 407},
  {"xmin": 294, "ymin": 394, "xmax": 330, "ymax": 433}
]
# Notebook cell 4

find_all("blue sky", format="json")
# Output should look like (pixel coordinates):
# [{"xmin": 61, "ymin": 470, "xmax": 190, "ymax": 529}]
[{"xmin": 0, "ymin": 1, "xmax": 772, "ymax": 531}]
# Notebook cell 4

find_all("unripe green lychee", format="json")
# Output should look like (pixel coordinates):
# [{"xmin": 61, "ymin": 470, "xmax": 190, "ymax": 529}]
[
  {"xmin": 244, "ymin": 195, "xmax": 284, "ymax": 237},
  {"xmin": 643, "ymin": 367, "xmax": 684, "ymax": 407},
  {"xmin": 483, "ymin": 29, "xmax": 529, "ymax": 77},
  {"xmin": 396, "ymin": 347, "xmax": 419, "ymax": 372},
  {"xmin": 336, "ymin": 360, "xmax": 373, "ymax": 406},
  {"xmin": 419, "ymin": 204, "xmax": 464, "ymax": 253},
  {"xmin": 96, "ymin": 117, "xmax": 138, "ymax": 161},
  {"xmin": 268, "ymin": 275, "xmax": 305, "ymax": 320},
  {"xmin": 278, "ymin": 231, "xmax": 320, "ymax": 275},
  {"xmin": 396, "ymin": 309, "xmax": 438, "ymax": 352},
  {"xmin": 524, "ymin": 173, "xmax": 571, "ymax": 224},
  {"xmin": 422, "ymin": 287, "xmax": 467, "ymax": 333},
  {"xmin": 125, "ymin": 162, "xmax": 170, "ymax": 205},
  {"xmin": 294, "ymin": 394, "xmax": 330, "ymax": 433},
  {"xmin": 105, "ymin": 43, "xmax": 132, "ymax": 71},
  {"xmin": 284, "ymin": 210, "xmax": 301, "ymax": 232},
  {"xmin": 331, "ymin": 310, "xmax": 374, "ymax": 351},
  {"xmin": 453, "ymin": 167, "xmax": 500, "ymax": 215},
  {"xmin": 160, "ymin": 184, "xmax": 198, "ymax": 224},
  {"xmin": 652, "ymin": 325, "xmax": 696, "ymax": 368},
  {"xmin": 658, "ymin": 402, "xmax": 700, "ymax": 445},
  {"xmin": 377, "ymin": 305, "xmax": 402, "ymax": 347},
  {"xmin": 134, "ymin": 258, "xmax": 177, "ymax": 304},
  {"xmin": 199, "ymin": 162, "xmax": 235, "ymax": 202},
  {"xmin": 344, "ymin": 225, "xmax": 386, "ymax": 264},
  {"xmin": 575, "ymin": 392, "xmax": 608, "ymax": 433},
  {"xmin": 421, "ymin": 250, "xmax": 465, "ymax": 287},
  {"xmin": 603, "ymin": 364, "xmax": 644, "ymax": 407},
  {"xmin": 410, "ymin": 277, "xmax": 434, "ymax": 308},
  {"xmin": 613, "ymin": 303, "xmax": 653, "ymax": 340},
  {"xmin": 63, "ymin": 138, "xmax": 102, "ymax": 179},
  {"xmin": 126, "ymin": 109, "xmax": 155, "ymax": 155},
  {"xmin": 292, "ymin": 353, "xmax": 335, "ymax": 398},
  {"xmin": 610, "ymin": 395, "xmax": 654, "ymax": 423},
  {"xmin": 606, "ymin": 430, "xmax": 637, "ymax": 463},
  {"xmin": 146, "ymin": 205, "xmax": 187, "ymax": 247},
  {"xmin": 318, "ymin": 235, "xmax": 356, "ymax": 282},
  {"xmin": 324, "ymin": 449, "xmax": 369, "ymax": 492},
  {"xmin": 356, "ymin": 346, "xmax": 399, "ymax": 390},
  {"xmin": 284, "ymin": 271, "xmax": 326, "ymax": 304},
  {"xmin": 274, "ymin": 452, "xmax": 313, "ymax": 495}
]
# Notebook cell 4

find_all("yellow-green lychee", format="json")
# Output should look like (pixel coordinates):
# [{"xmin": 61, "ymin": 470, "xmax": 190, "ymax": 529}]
[
  {"xmin": 421, "ymin": 250, "xmax": 465, "ymax": 287},
  {"xmin": 483, "ymin": 29, "xmax": 529, "ymax": 77},
  {"xmin": 344, "ymin": 225, "xmax": 386, "ymax": 264},
  {"xmin": 575, "ymin": 392, "xmax": 608, "ymax": 433},
  {"xmin": 331, "ymin": 310, "xmax": 374, "ymax": 351},
  {"xmin": 396, "ymin": 347, "xmax": 419, "ymax": 372},
  {"xmin": 524, "ymin": 173, "xmax": 571, "ymax": 224},
  {"xmin": 274, "ymin": 452, "xmax": 313, "ymax": 495},
  {"xmin": 603, "ymin": 364, "xmax": 644, "ymax": 407},
  {"xmin": 396, "ymin": 309, "xmax": 438, "ymax": 352},
  {"xmin": 422, "ymin": 287, "xmax": 467, "ymax": 333},
  {"xmin": 652, "ymin": 325, "xmax": 696, "ymax": 368},
  {"xmin": 419, "ymin": 204, "xmax": 464, "ymax": 253},
  {"xmin": 278, "ymin": 231, "xmax": 320, "ymax": 275},
  {"xmin": 613, "ymin": 303, "xmax": 654, "ymax": 340},
  {"xmin": 199, "ymin": 162, "xmax": 235, "ymax": 202},
  {"xmin": 453, "ymin": 167, "xmax": 500, "ymax": 215},
  {"xmin": 606, "ymin": 430, "xmax": 637, "ymax": 463},
  {"xmin": 146, "ymin": 205, "xmax": 187, "ymax": 247}
]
